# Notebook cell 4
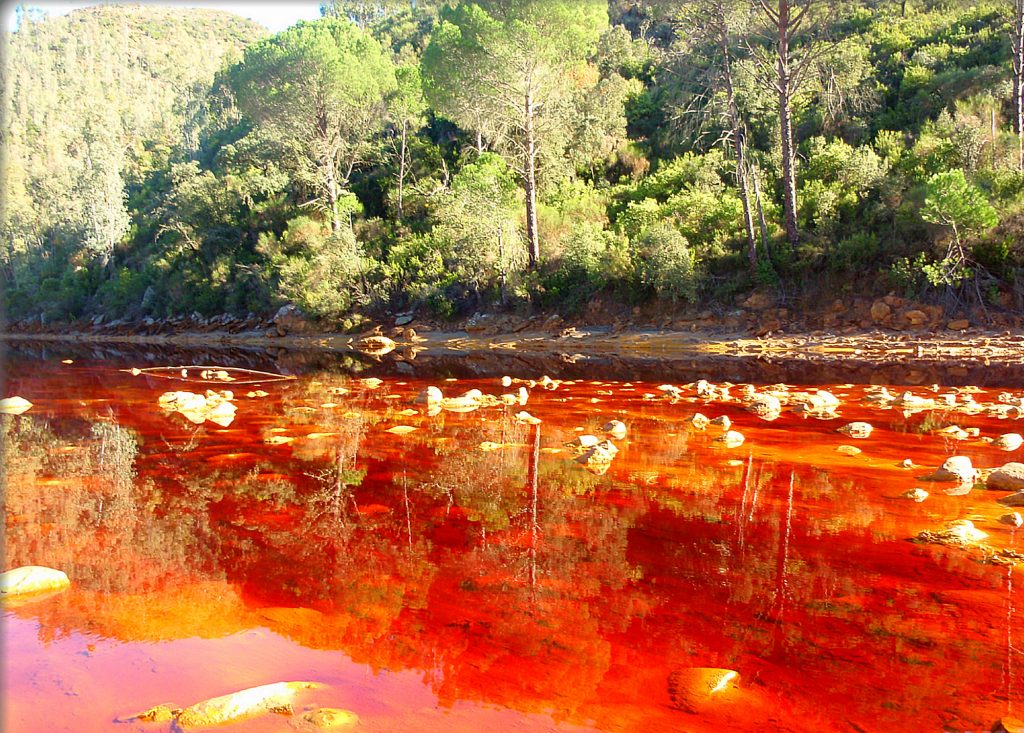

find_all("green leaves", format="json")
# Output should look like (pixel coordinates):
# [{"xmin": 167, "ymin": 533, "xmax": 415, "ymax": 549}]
[
  {"xmin": 921, "ymin": 169, "xmax": 998, "ymax": 233},
  {"xmin": 229, "ymin": 18, "xmax": 396, "ymax": 230}
]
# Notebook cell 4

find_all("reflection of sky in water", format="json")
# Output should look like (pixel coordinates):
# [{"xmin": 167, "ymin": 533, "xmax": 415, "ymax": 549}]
[{"xmin": 3, "ymin": 348, "xmax": 1023, "ymax": 732}]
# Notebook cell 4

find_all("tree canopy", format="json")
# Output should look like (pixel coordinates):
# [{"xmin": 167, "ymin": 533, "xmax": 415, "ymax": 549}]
[
  {"xmin": 229, "ymin": 19, "xmax": 397, "ymax": 232},
  {"xmin": 3, "ymin": 0, "xmax": 1022, "ymax": 324}
]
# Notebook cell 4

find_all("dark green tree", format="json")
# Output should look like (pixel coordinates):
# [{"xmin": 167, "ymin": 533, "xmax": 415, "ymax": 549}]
[
  {"xmin": 422, "ymin": 0, "xmax": 608, "ymax": 269},
  {"xmin": 230, "ymin": 19, "xmax": 396, "ymax": 233}
]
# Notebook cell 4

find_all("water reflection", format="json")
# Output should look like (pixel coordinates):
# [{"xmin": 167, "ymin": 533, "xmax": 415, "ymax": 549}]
[{"xmin": 3, "ymin": 351, "xmax": 1023, "ymax": 732}]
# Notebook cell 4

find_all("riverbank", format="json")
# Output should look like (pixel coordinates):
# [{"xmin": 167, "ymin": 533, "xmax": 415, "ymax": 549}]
[{"xmin": 4, "ymin": 312, "xmax": 1023, "ymax": 388}]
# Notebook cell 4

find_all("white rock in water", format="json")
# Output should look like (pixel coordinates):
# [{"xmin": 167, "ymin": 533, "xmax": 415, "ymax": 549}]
[
  {"xmin": 999, "ymin": 513, "xmax": 1024, "ymax": 528},
  {"xmin": 714, "ymin": 430, "xmax": 745, "ymax": 448},
  {"xmin": 945, "ymin": 520, "xmax": 987, "ymax": 543},
  {"xmin": 993, "ymin": 434, "xmax": 1024, "ymax": 451},
  {"xmin": 988, "ymin": 463, "xmax": 1024, "ymax": 491},
  {"xmin": 415, "ymin": 386, "xmax": 443, "ymax": 406},
  {"xmin": 0, "ymin": 565, "xmax": 70, "ymax": 596},
  {"xmin": 931, "ymin": 456, "xmax": 977, "ymax": 484},
  {"xmin": 0, "ymin": 396, "xmax": 33, "ymax": 415},
  {"xmin": 575, "ymin": 441, "xmax": 618, "ymax": 474},
  {"xmin": 814, "ymin": 390, "xmax": 840, "ymax": 409},
  {"xmin": 837, "ymin": 422, "xmax": 873, "ymax": 439},
  {"xmin": 689, "ymin": 413, "xmax": 709, "ymax": 430},
  {"xmin": 603, "ymin": 420, "xmax": 627, "ymax": 440},
  {"xmin": 175, "ymin": 681, "xmax": 322, "ymax": 728},
  {"xmin": 357, "ymin": 335, "xmax": 396, "ymax": 355},
  {"xmin": 709, "ymin": 415, "xmax": 731, "ymax": 431},
  {"xmin": 564, "ymin": 435, "xmax": 600, "ymax": 454},
  {"xmin": 746, "ymin": 394, "xmax": 781, "ymax": 420},
  {"xmin": 902, "ymin": 488, "xmax": 928, "ymax": 502}
]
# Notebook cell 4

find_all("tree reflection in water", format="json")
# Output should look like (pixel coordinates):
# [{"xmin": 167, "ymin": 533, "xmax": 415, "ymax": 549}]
[{"xmin": 3, "ymin": 355, "xmax": 1023, "ymax": 732}]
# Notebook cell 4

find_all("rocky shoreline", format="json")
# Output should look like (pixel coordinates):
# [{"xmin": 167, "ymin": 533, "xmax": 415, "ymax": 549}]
[{"xmin": 4, "ymin": 299, "xmax": 1024, "ymax": 388}]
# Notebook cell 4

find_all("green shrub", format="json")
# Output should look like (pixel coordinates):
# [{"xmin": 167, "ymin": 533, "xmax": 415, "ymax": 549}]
[
  {"xmin": 830, "ymin": 232, "xmax": 880, "ymax": 272},
  {"xmin": 278, "ymin": 227, "xmax": 365, "ymax": 319},
  {"xmin": 542, "ymin": 222, "xmax": 629, "ymax": 311},
  {"xmin": 633, "ymin": 223, "xmax": 699, "ymax": 302}
]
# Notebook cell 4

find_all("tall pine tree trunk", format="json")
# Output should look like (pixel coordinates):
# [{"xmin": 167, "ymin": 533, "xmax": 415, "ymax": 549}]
[
  {"xmin": 721, "ymin": 39, "xmax": 758, "ymax": 274},
  {"xmin": 326, "ymin": 163, "xmax": 342, "ymax": 233},
  {"xmin": 397, "ymin": 120, "xmax": 407, "ymax": 220},
  {"xmin": 1013, "ymin": 0, "xmax": 1024, "ymax": 170},
  {"xmin": 777, "ymin": 19, "xmax": 799, "ymax": 250},
  {"xmin": 751, "ymin": 160, "xmax": 772, "ymax": 260},
  {"xmin": 524, "ymin": 88, "xmax": 540, "ymax": 270}
]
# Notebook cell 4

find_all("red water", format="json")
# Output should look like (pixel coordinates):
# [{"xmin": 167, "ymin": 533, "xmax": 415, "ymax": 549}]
[{"xmin": 3, "ymin": 352, "xmax": 1023, "ymax": 732}]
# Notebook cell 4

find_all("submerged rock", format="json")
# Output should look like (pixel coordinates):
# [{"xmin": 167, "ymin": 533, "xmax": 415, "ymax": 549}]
[
  {"xmin": 667, "ymin": 667, "xmax": 739, "ymax": 713},
  {"xmin": 0, "ymin": 565, "xmax": 70, "ymax": 597},
  {"xmin": 385, "ymin": 425, "xmax": 418, "ymax": 435},
  {"xmin": 304, "ymin": 708, "xmax": 360, "ymax": 729},
  {"xmin": 902, "ymin": 488, "xmax": 928, "ymax": 502},
  {"xmin": 998, "ymin": 492, "xmax": 1024, "ymax": 507},
  {"xmin": 175, "ymin": 681, "xmax": 322, "ymax": 728},
  {"xmin": 916, "ymin": 519, "xmax": 987, "ymax": 546},
  {"xmin": 836, "ymin": 445, "xmax": 862, "ymax": 457}
]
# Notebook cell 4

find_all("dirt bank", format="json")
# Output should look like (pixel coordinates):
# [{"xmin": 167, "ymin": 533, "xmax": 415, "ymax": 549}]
[{"xmin": 4, "ymin": 320, "xmax": 1023, "ymax": 388}]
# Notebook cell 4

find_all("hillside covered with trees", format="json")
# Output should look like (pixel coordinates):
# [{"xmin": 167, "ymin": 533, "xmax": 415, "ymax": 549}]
[{"xmin": 2, "ymin": 0, "xmax": 1023, "ymax": 327}]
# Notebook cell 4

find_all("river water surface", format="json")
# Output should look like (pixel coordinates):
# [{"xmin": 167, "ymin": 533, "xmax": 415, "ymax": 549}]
[{"xmin": 3, "ymin": 344, "xmax": 1023, "ymax": 732}]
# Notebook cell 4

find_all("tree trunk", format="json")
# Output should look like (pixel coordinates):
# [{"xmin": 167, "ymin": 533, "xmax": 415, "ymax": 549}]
[
  {"xmin": 523, "ymin": 88, "xmax": 540, "ymax": 270},
  {"xmin": 497, "ymin": 224, "xmax": 508, "ymax": 305},
  {"xmin": 1014, "ymin": 0, "xmax": 1024, "ymax": 170},
  {"xmin": 327, "ymin": 163, "xmax": 341, "ymax": 233},
  {"xmin": 751, "ymin": 160, "xmax": 772, "ymax": 261},
  {"xmin": 721, "ymin": 38, "xmax": 758, "ymax": 274},
  {"xmin": 397, "ymin": 120, "xmax": 407, "ymax": 220},
  {"xmin": 777, "ymin": 16, "xmax": 799, "ymax": 249}
]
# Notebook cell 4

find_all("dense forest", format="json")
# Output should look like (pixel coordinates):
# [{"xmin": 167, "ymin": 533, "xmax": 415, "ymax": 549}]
[{"xmin": 2, "ymin": 0, "xmax": 1022, "ymax": 326}]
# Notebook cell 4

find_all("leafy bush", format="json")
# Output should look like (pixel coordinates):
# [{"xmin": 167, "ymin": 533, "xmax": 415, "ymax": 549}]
[
  {"xmin": 278, "ymin": 227, "xmax": 365, "ymax": 319},
  {"xmin": 542, "ymin": 222, "xmax": 630, "ymax": 310},
  {"xmin": 831, "ymin": 232, "xmax": 881, "ymax": 272},
  {"xmin": 633, "ymin": 223, "xmax": 699, "ymax": 302}
]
